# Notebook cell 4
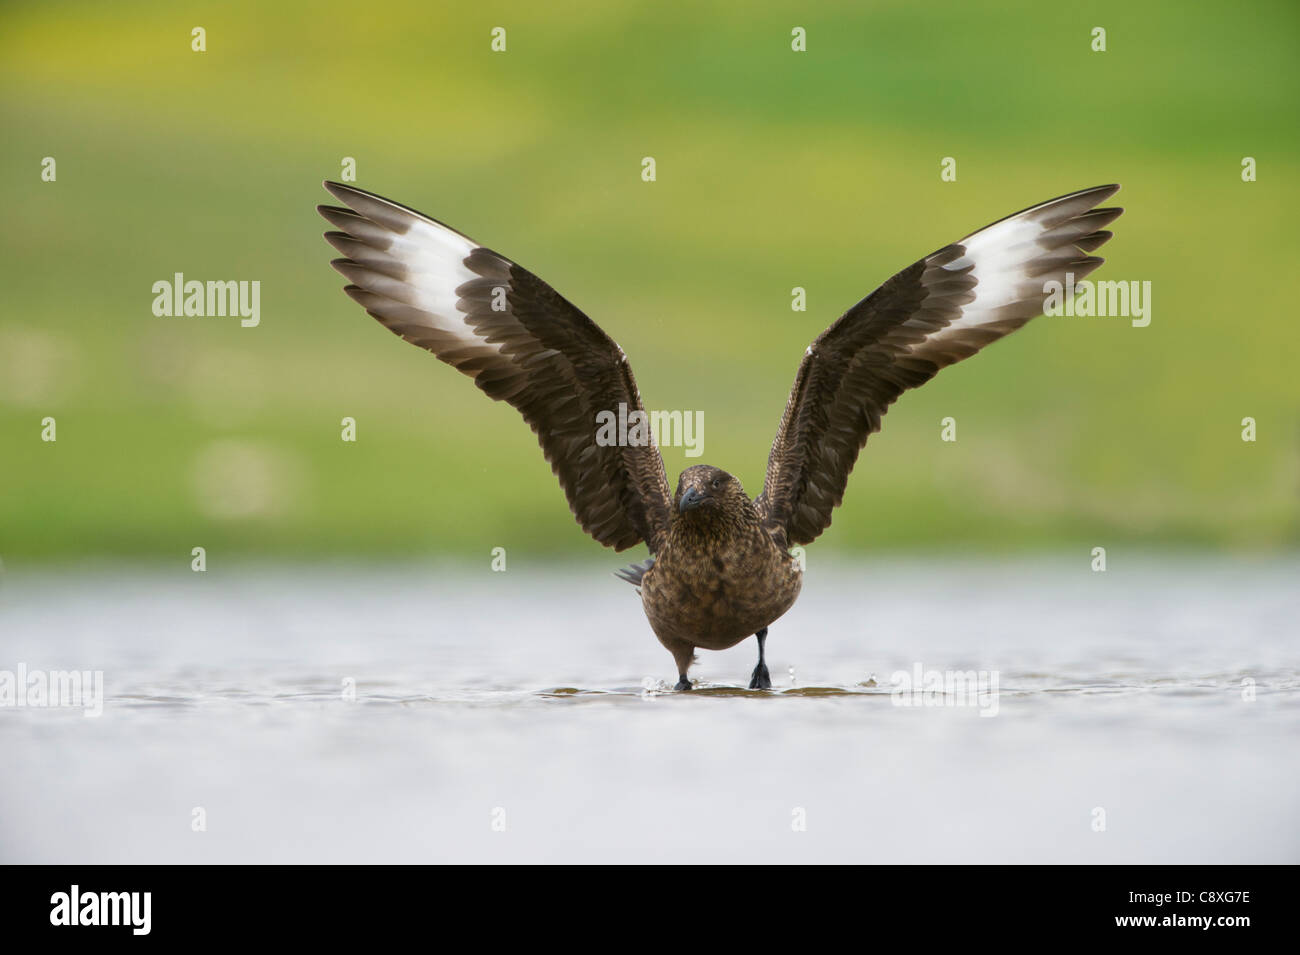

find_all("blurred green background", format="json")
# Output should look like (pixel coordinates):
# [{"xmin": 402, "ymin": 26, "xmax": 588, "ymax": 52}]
[{"xmin": 2, "ymin": 0, "xmax": 1297, "ymax": 563}]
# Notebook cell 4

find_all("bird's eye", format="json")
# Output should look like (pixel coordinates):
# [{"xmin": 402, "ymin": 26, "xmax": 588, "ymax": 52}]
[{"xmin": 711, "ymin": 478, "xmax": 721, "ymax": 489}]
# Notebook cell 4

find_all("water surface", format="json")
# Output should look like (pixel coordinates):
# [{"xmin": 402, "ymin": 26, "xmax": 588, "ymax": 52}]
[{"xmin": 1, "ymin": 556, "xmax": 1296, "ymax": 863}]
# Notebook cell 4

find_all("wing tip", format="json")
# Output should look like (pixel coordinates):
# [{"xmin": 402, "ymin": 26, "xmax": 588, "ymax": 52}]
[
  {"xmin": 1079, "ymin": 183, "xmax": 1120, "ymax": 202},
  {"xmin": 323, "ymin": 180, "xmax": 363, "ymax": 203}
]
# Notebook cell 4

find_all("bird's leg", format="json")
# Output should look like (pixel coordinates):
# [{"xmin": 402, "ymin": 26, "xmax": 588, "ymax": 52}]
[
  {"xmin": 669, "ymin": 641, "xmax": 696, "ymax": 692},
  {"xmin": 748, "ymin": 627, "xmax": 772, "ymax": 690}
]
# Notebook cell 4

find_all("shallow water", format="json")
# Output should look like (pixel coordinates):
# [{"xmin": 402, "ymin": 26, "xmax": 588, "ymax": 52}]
[{"xmin": 1, "ymin": 555, "xmax": 1296, "ymax": 863}]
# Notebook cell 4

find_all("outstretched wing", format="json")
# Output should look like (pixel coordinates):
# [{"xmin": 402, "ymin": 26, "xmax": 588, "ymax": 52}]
[
  {"xmin": 318, "ymin": 181, "xmax": 673, "ymax": 553},
  {"xmin": 756, "ymin": 184, "xmax": 1123, "ymax": 547}
]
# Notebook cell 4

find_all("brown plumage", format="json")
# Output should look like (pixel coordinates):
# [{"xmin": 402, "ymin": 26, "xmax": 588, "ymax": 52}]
[
  {"xmin": 318, "ymin": 181, "xmax": 1123, "ymax": 690},
  {"xmin": 640, "ymin": 465, "xmax": 801, "ymax": 689}
]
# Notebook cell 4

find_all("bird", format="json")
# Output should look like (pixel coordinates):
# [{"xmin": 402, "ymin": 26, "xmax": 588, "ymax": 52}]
[{"xmin": 318, "ymin": 181, "xmax": 1122, "ymax": 691}]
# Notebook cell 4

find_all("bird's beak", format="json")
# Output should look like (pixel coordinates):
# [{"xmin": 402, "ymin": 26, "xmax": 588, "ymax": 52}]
[{"xmin": 678, "ymin": 487, "xmax": 706, "ymax": 513}]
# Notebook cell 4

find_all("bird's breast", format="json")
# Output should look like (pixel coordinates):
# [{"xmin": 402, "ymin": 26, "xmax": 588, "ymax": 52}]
[{"xmin": 640, "ymin": 531, "xmax": 803, "ymax": 650}]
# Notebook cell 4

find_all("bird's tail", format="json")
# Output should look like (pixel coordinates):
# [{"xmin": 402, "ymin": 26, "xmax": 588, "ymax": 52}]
[{"xmin": 613, "ymin": 556, "xmax": 655, "ymax": 587}]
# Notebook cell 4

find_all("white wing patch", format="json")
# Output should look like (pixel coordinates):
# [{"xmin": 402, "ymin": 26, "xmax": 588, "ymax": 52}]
[
  {"xmin": 952, "ymin": 213, "xmax": 1050, "ymax": 313},
  {"xmin": 322, "ymin": 183, "xmax": 486, "ymax": 347},
  {"xmin": 924, "ymin": 187, "xmax": 1117, "ymax": 343},
  {"xmin": 386, "ymin": 219, "xmax": 481, "ymax": 336}
]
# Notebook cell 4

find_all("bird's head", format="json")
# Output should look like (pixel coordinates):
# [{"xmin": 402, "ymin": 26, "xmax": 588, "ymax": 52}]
[{"xmin": 674, "ymin": 465, "xmax": 746, "ymax": 518}]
